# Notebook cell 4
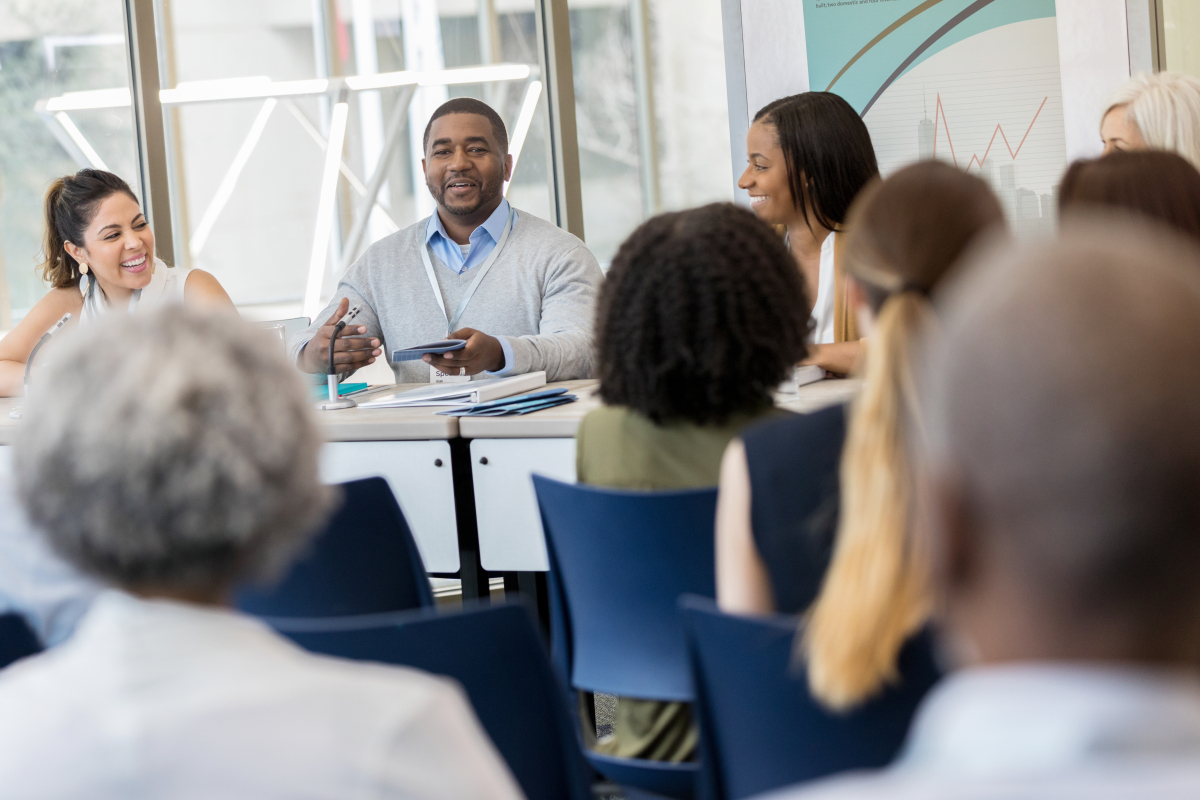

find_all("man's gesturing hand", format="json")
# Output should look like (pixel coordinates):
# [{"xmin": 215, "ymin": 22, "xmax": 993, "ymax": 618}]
[
  {"xmin": 299, "ymin": 298, "xmax": 382, "ymax": 374},
  {"xmin": 423, "ymin": 328, "xmax": 504, "ymax": 376}
]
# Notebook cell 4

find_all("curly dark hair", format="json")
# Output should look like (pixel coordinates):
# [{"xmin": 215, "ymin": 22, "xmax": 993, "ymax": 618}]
[{"xmin": 596, "ymin": 203, "xmax": 811, "ymax": 425}]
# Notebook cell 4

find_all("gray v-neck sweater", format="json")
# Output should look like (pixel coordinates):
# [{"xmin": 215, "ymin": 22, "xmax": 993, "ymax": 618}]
[{"xmin": 291, "ymin": 209, "xmax": 604, "ymax": 383}]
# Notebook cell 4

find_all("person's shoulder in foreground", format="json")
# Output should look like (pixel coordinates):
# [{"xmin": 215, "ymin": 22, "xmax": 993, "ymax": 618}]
[
  {"xmin": 0, "ymin": 589, "xmax": 524, "ymax": 800},
  {"xmin": 764, "ymin": 663, "xmax": 1200, "ymax": 800},
  {"xmin": 0, "ymin": 306, "xmax": 523, "ymax": 800},
  {"xmin": 767, "ymin": 216, "xmax": 1200, "ymax": 800}
]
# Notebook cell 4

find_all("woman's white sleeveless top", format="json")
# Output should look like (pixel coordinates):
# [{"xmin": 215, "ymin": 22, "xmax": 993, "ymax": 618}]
[
  {"xmin": 809, "ymin": 232, "xmax": 837, "ymax": 345},
  {"xmin": 78, "ymin": 258, "xmax": 190, "ymax": 325}
]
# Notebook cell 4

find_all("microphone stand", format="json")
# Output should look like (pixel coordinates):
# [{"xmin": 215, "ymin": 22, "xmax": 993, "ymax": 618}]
[{"xmin": 318, "ymin": 319, "xmax": 358, "ymax": 411}]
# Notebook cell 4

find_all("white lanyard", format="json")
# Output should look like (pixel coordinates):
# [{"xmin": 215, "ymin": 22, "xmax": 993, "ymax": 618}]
[{"xmin": 420, "ymin": 207, "xmax": 515, "ymax": 336}]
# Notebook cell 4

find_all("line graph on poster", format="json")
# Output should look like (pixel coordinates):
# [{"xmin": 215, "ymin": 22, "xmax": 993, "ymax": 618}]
[
  {"xmin": 927, "ymin": 93, "xmax": 1050, "ymax": 170},
  {"xmin": 860, "ymin": 16, "xmax": 1069, "ymax": 235},
  {"xmin": 866, "ymin": 64, "xmax": 1067, "ymax": 234}
]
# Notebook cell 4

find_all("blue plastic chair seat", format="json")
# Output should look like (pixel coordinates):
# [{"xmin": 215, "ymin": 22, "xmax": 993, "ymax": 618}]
[
  {"xmin": 0, "ymin": 613, "xmax": 41, "ymax": 669},
  {"xmin": 236, "ymin": 477, "xmax": 433, "ymax": 617},
  {"xmin": 587, "ymin": 751, "xmax": 697, "ymax": 799},
  {"xmin": 534, "ymin": 475, "xmax": 720, "ymax": 799}
]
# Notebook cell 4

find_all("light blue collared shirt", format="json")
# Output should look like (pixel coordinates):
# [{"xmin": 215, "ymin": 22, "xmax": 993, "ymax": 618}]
[
  {"xmin": 423, "ymin": 198, "xmax": 517, "ymax": 374},
  {"xmin": 425, "ymin": 198, "xmax": 516, "ymax": 275}
]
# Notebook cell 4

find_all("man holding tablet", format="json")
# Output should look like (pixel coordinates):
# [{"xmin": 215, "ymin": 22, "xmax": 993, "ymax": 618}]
[{"xmin": 291, "ymin": 98, "xmax": 604, "ymax": 383}]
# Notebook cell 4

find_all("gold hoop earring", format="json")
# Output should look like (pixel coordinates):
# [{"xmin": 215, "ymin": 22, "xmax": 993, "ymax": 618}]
[{"xmin": 79, "ymin": 263, "xmax": 89, "ymax": 275}]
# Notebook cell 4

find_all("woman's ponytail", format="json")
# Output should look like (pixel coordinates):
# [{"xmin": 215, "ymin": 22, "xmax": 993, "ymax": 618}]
[
  {"xmin": 801, "ymin": 289, "xmax": 934, "ymax": 711},
  {"xmin": 40, "ymin": 178, "xmax": 76, "ymax": 289}
]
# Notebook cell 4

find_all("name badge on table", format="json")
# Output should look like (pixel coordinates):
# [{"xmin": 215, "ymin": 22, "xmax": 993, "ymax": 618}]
[{"xmin": 430, "ymin": 365, "xmax": 471, "ymax": 384}]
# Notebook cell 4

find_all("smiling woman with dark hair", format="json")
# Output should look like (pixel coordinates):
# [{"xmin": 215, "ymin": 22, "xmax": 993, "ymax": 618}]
[
  {"xmin": 738, "ymin": 92, "xmax": 879, "ymax": 376},
  {"xmin": 0, "ymin": 168, "xmax": 232, "ymax": 397}
]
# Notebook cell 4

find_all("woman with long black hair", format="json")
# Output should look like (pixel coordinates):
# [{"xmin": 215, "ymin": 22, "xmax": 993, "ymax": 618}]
[{"xmin": 738, "ymin": 92, "xmax": 879, "ymax": 375}]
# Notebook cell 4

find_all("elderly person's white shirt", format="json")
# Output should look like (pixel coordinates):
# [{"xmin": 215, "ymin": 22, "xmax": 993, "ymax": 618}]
[
  {"xmin": 764, "ymin": 664, "xmax": 1200, "ymax": 800},
  {"xmin": 0, "ymin": 590, "xmax": 526, "ymax": 800},
  {"xmin": 0, "ymin": 472, "xmax": 98, "ymax": 646}
]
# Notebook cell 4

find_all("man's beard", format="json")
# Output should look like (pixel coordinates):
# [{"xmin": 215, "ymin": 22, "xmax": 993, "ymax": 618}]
[{"xmin": 428, "ymin": 176, "xmax": 502, "ymax": 217}]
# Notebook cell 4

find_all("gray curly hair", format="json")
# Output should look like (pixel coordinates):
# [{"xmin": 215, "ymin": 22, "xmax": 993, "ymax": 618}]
[{"xmin": 15, "ymin": 307, "xmax": 336, "ymax": 593}]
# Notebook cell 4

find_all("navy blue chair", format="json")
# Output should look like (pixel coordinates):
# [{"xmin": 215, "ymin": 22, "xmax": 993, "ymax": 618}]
[
  {"xmin": 0, "ymin": 613, "xmax": 41, "ymax": 669},
  {"xmin": 680, "ymin": 596, "xmax": 942, "ymax": 800},
  {"xmin": 533, "ymin": 474, "xmax": 720, "ymax": 800},
  {"xmin": 271, "ymin": 603, "xmax": 592, "ymax": 800},
  {"xmin": 236, "ymin": 477, "xmax": 433, "ymax": 617}
]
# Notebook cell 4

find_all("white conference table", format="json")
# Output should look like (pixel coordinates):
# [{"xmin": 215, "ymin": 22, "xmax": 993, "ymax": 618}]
[
  {"xmin": 460, "ymin": 377, "xmax": 861, "ymax": 574},
  {"xmin": 0, "ymin": 378, "xmax": 859, "ymax": 599},
  {"xmin": 309, "ymin": 390, "xmax": 463, "ymax": 577}
]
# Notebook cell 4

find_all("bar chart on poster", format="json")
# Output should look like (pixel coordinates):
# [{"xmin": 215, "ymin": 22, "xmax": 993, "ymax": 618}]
[{"xmin": 804, "ymin": 0, "xmax": 1066, "ymax": 234}]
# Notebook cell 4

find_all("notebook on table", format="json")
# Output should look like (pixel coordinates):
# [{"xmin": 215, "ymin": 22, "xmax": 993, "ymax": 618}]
[{"xmin": 355, "ymin": 371, "xmax": 547, "ymax": 409}]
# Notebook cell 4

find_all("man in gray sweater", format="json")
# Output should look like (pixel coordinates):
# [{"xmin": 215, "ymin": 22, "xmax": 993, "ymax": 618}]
[{"xmin": 291, "ymin": 98, "xmax": 603, "ymax": 384}]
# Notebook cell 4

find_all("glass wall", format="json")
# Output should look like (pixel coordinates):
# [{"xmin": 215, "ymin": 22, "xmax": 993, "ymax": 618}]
[
  {"xmin": 1162, "ymin": 0, "xmax": 1200, "ymax": 78},
  {"xmin": 0, "ymin": 0, "xmax": 138, "ymax": 326},
  {"xmin": 152, "ymin": 0, "xmax": 555, "ymax": 320},
  {"xmin": 568, "ymin": 0, "xmax": 733, "ymax": 265},
  {"xmin": 0, "ymin": 0, "xmax": 733, "ymax": 325}
]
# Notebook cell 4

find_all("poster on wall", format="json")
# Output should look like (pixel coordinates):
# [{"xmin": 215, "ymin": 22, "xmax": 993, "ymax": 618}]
[{"xmin": 803, "ymin": 0, "xmax": 1066, "ymax": 233}]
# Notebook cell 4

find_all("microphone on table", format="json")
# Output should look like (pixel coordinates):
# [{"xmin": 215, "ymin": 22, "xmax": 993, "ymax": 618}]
[
  {"xmin": 318, "ymin": 305, "xmax": 362, "ymax": 411},
  {"xmin": 11, "ymin": 313, "xmax": 73, "ymax": 420}
]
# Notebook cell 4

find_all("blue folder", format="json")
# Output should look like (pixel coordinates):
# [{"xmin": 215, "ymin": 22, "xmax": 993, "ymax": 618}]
[{"xmin": 436, "ymin": 388, "xmax": 576, "ymax": 416}]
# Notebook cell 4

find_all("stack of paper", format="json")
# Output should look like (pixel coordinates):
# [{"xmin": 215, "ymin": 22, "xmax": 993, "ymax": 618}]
[
  {"xmin": 356, "ymin": 371, "xmax": 547, "ymax": 409},
  {"xmin": 436, "ymin": 388, "xmax": 577, "ymax": 417},
  {"xmin": 775, "ymin": 365, "xmax": 826, "ymax": 396}
]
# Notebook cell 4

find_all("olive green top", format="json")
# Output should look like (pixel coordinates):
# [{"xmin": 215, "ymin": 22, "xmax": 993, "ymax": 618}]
[{"xmin": 576, "ymin": 404, "xmax": 789, "ymax": 490}]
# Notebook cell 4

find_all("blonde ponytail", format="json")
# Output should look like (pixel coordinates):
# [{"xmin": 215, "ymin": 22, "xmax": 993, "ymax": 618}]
[{"xmin": 801, "ymin": 290, "xmax": 934, "ymax": 710}]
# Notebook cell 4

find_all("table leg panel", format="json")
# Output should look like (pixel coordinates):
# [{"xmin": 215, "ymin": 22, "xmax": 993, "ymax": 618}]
[
  {"xmin": 471, "ymin": 438, "xmax": 576, "ymax": 573},
  {"xmin": 321, "ymin": 440, "xmax": 459, "ymax": 573}
]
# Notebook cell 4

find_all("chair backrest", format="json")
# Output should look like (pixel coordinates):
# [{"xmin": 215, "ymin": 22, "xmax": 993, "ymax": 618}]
[
  {"xmin": 0, "ymin": 612, "xmax": 41, "ymax": 669},
  {"xmin": 680, "ymin": 596, "xmax": 942, "ymax": 800},
  {"xmin": 273, "ymin": 603, "xmax": 592, "ymax": 800},
  {"xmin": 236, "ymin": 477, "xmax": 433, "ymax": 617},
  {"xmin": 252, "ymin": 316, "xmax": 310, "ymax": 339},
  {"xmin": 533, "ymin": 475, "xmax": 718, "ymax": 701}
]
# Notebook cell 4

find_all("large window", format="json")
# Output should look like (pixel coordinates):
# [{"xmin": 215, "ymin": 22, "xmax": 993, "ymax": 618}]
[
  {"xmin": 151, "ymin": 0, "xmax": 555, "ymax": 320},
  {"xmin": 1162, "ymin": 0, "xmax": 1200, "ymax": 78},
  {"xmin": 568, "ymin": 0, "xmax": 733, "ymax": 265},
  {"xmin": 0, "ymin": 0, "xmax": 731, "ymax": 322},
  {"xmin": 0, "ymin": 0, "xmax": 138, "ymax": 326}
]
